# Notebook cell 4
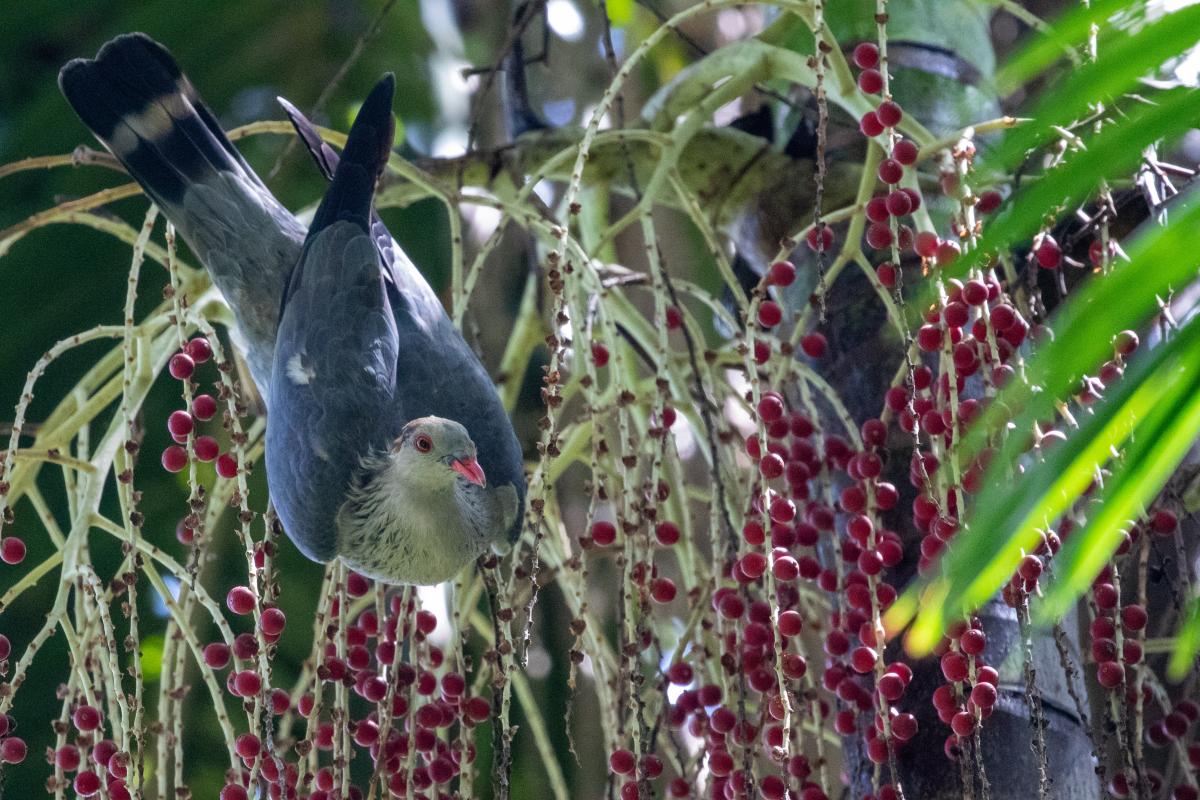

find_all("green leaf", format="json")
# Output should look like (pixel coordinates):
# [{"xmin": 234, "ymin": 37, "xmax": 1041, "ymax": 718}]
[
  {"xmin": 989, "ymin": 5, "xmax": 1200, "ymax": 169},
  {"xmin": 1169, "ymin": 596, "xmax": 1200, "ymax": 681},
  {"xmin": 888, "ymin": 190, "xmax": 1200, "ymax": 651},
  {"xmin": 996, "ymin": 0, "xmax": 1135, "ymax": 92},
  {"xmin": 1035, "ymin": 333, "xmax": 1200, "ymax": 621}
]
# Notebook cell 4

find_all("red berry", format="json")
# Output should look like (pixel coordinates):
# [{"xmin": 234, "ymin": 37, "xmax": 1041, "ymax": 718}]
[
  {"xmin": 960, "ymin": 628, "xmax": 986, "ymax": 656},
  {"xmin": 0, "ymin": 537, "xmax": 25, "ymax": 565},
  {"xmin": 168, "ymin": 410, "xmax": 195, "ymax": 438},
  {"xmin": 654, "ymin": 521, "xmax": 680, "ymax": 546},
  {"xmin": 769, "ymin": 260, "xmax": 797, "ymax": 287},
  {"xmin": 877, "ymin": 101, "xmax": 903, "ymax": 127},
  {"xmin": 850, "ymin": 646, "xmax": 877, "ymax": 674},
  {"xmin": 893, "ymin": 139, "xmax": 919, "ymax": 166},
  {"xmin": 877, "ymin": 158, "xmax": 904, "ymax": 184},
  {"xmin": 860, "ymin": 111, "xmax": 884, "ymax": 138},
  {"xmin": 758, "ymin": 301, "xmax": 783, "ymax": 328},
  {"xmin": 1097, "ymin": 660, "xmax": 1124, "ymax": 689},
  {"xmin": 74, "ymin": 770, "xmax": 102, "ymax": 796},
  {"xmin": 759, "ymin": 453, "xmax": 785, "ymax": 479},
  {"xmin": 651, "ymin": 578, "xmax": 677, "ymax": 603},
  {"xmin": 193, "ymin": 435, "xmax": 219, "ymax": 462},
  {"xmin": 853, "ymin": 42, "xmax": 880, "ymax": 69},
  {"xmin": 216, "ymin": 453, "xmax": 239, "ymax": 479},
  {"xmin": 1121, "ymin": 604, "xmax": 1148, "ymax": 631},
  {"xmin": 168, "ymin": 353, "xmax": 195, "ymax": 380},
  {"xmin": 1152, "ymin": 509, "xmax": 1178, "ymax": 535},
  {"xmin": 0, "ymin": 635, "xmax": 9, "ymax": 661},
  {"xmin": 806, "ymin": 226, "xmax": 834, "ymax": 253},
  {"xmin": 778, "ymin": 610, "xmax": 803, "ymax": 637},
  {"xmin": 914, "ymin": 231, "xmax": 940, "ymax": 258},
  {"xmin": 951, "ymin": 710, "xmax": 976, "ymax": 736},
  {"xmin": 970, "ymin": 681, "xmax": 998, "ymax": 709},
  {"xmin": 233, "ymin": 670, "xmax": 262, "ymax": 697},
  {"xmin": 185, "ymin": 337, "xmax": 213, "ymax": 364},
  {"xmin": 665, "ymin": 306, "xmax": 684, "ymax": 329},
  {"xmin": 1035, "ymin": 235, "xmax": 1061, "ymax": 269},
  {"xmin": 758, "ymin": 393, "xmax": 785, "ymax": 422},
  {"xmin": 801, "ymin": 332, "xmax": 827, "ymax": 358},
  {"xmin": 74, "ymin": 704, "xmax": 102, "ymax": 732},
  {"xmin": 858, "ymin": 69, "xmax": 883, "ymax": 94},
  {"xmin": 220, "ymin": 785, "xmax": 249, "ymax": 800},
  {"xmin": 976, "ymin": 190, "xmax": 1002, "ymax": 214},
  {"xmin": 866, "ymin": 223, "xmax": 893, "ymax": 250},
  {"xmin": 877, "ymin": 262, "xmax": 898, "ymax": 288},
  {"xmin": 1, "ymin": 736, "xmax": 26, "ymax": 764},
  {"xmin": 161, "ymin": 446, "xmax": 187, "ymax": 473},
  {"xmin": 590, "ymin": 343, "xmax": 610, "ymax": 367},
  {"xmin": 885, "ymin": 190, "xmax": 912, "ymax": 218},
  {"xmin": 941, "ymin": 651, "xmax": 969, "ymax": 682},
  {"xmin": 204, "ymin": 642, "xmax": 231, "ymax": 669},
  {"xmin": 261, "ymin": 607, "xmax": 286, "ymax": 636},
  {"xmin": 936, "ymin": 240, "xmax": 962, "ymax": 265},
  {"xmin": 226, "ymin": 586, "xmax": 256, "ymax": 615},
  {"xmin": 609, "ymin": 748, "xmax": 636, "ymax": 775},
  {"xmin": 590, "ymin": 520, "xmax": 616, "ymax": 546},
  {"xmin": 235, "ymin": 733, "xmax": 261, "ymax": 759}
]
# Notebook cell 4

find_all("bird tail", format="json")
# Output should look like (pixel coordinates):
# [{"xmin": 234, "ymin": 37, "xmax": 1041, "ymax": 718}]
[
  {"xmin": 58, "ymin": 32, "xmax": 267, "ymax": 212},
  {"xmin": 307, "ymin": 74, "xmax": 396, "ymax": 237}
]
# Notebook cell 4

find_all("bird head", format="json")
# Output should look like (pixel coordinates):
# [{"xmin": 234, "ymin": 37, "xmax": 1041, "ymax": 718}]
[{"xmin": 390, "ymin": 416, "xmax": 487, "ymax": 491}]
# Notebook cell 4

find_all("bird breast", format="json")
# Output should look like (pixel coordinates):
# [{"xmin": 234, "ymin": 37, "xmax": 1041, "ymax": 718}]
[{"xmin": 334, "ymin": 454, "xmax": 490, "ymax": 585}]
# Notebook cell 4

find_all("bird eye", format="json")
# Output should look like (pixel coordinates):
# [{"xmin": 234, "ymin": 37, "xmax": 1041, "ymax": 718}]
[{"xmin": 414, "ymin": 435, "xmax": 433, "ymax": 453}]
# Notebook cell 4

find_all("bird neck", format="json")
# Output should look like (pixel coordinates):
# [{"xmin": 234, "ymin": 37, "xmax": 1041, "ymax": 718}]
[{"xmin": 333, "ymin": 451, "xmax": 492, "ymax": 585}]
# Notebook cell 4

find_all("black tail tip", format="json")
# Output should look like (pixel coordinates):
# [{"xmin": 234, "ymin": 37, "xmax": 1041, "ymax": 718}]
[{"xmin": 344, "ymin": 73, "xmax": 396, "ymax": 173}]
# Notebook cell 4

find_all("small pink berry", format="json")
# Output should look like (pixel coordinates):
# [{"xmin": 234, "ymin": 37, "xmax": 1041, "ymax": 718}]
[
  {"xmin": 1035, "ymin": 235, "xmax": 1061, "ymax": 269},
  {"xmin": 220, "ymin": 785, "xmax": 249, "ymax": 800},
  {"xmin": 161, "ymin": 446, "xmax": 187, "ymax": 473},
  {"xmin": 226, "ymin": 586, "xmax": 256, "ymax": 615},
  {"xmin": 758, "ymin": 301, "xmax": 783, "ymax": 328},
  {"xmin": 651, "ymin": 578, "xmax": 677, "ymax": 603},
  {"xmin": 1, "ymin": 736, "xmax": 26, "ymax": 764},
  {"xmin": 216, "ymin": 453, "xmax": 239, "ymax": 479},
  {"xmin": 655, "ymin": 521, "xmax": 680, "ymax": 546},
  {"xmin": 878, "ymin": 158, "xmax": 904, "ymax": 184},
  {"xmin": 185, "ymin": 337, "xmax": 213, "ymax": 364},
  {"xmin": 914, "ymin": 231, "xmax": 940, "ymax": 258},
  {"xmin": 590, "ymin": 343, "xmax": 610, "ymax": 367},
  {"xmin": 893, "ymin": 139, "xmax": 919, "ymax": 165},
  {"xmin": 860, "ymin": 111, "xmax": 884, "ymax": 138},
  {"xmin": 977, "ymin": 190, "xmax": 1002, "ymax": 214},
  {"xmin": 73, "ymin": 704, "xmax": 102, "ymax": 732},
  {"xmin": 768, "ymin": 260, "xmax": 797, "ymax": 287},
  {"xmin": 801, "ymin": 332, "xmax": 827, "ymax": 358},
  {"xmin": 233, "ymin": 670, "xmax": 262, "ymax": 697},
  {"xmin": 877, "ymin": 101, "xmax": 903, "ymax": 127},
  {"xmin": 168, "ymin": 353, "xmax": 195, "ymax": 381},
  {"xmin": 167, "ymin": 410, "xmax": 194, "ymax": 438},
  {"xmin": 0, "ymin": 635, "xmax": 9, "ymax": 661},
  {"xmin": 665, "ymin": 306, "xmax": 684, "ymax": 330},
  {"xmin": 74, "ymin": 770, "xmax": 101, "ymax": 796},
  {"xmin": 192, "ymin": 394, "xmax": 217, "ymax": 421},
  {"xmin": 858, "ymin": 69, "xmax": 883, "ymax": 94},
  {"xmin": 590, "ymin": 521, "xmax": 616, "ymax": 546},
  {"xmin": 853, "ymin": 42, "xmax": 880, "ymax": 69},
  {"xmin": 193, "ymin": 435, "xmax": 219, "ymax": 462},
  {"xmin": 203, "ymin": 642, "xmax": 231, "ymax": 669},
  {"xmin": 806, "ymin": 226, "xmax": 835, "ymax": 253},
  {"xmin": 0, "ymin": 537, "xmax": 25, "ymax": 565},
  {"xmin": 260, "ymin": 607, "xmax": 286, "ymax": 636}
]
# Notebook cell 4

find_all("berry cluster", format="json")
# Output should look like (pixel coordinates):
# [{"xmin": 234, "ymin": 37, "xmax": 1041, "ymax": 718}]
[{"xmin": 160, "ymin": 337, "xmax": 240, "ymax": 482}]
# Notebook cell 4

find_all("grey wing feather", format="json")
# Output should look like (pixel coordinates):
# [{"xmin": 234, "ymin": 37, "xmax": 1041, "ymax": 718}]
[{"xmin": 267, "ymin": 222, "xmax": 400, "ymax": 561}]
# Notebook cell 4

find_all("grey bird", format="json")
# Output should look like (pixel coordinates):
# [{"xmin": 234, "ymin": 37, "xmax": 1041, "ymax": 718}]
[{"xmin": 58, "ymin": 34, "xmax": 525, "ymax": 583}]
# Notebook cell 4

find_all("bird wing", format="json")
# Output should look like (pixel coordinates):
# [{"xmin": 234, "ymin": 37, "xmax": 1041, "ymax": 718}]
[{"xmin": 267, "ymin": 75, "xmax": 400, "ymax": 563}]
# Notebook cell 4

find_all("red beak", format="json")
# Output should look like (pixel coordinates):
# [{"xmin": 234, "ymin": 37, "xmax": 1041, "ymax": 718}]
[{"xmin": 451, "ymin": 457, "xmax": 487, "ymax": 487}]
